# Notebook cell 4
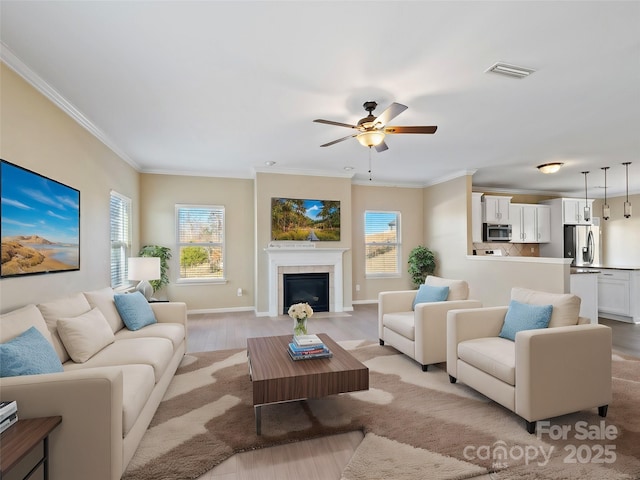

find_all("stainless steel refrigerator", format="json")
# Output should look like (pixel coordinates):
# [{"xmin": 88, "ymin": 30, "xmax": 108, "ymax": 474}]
[{"xmin": 564, "ymin": 218, "xmax": 601, "ymax": 266}]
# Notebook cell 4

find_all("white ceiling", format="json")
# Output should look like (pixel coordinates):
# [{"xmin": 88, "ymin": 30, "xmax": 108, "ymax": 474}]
[{"xmin": 1, "ymin": 1, "xmax": 639, "ymax": 197}]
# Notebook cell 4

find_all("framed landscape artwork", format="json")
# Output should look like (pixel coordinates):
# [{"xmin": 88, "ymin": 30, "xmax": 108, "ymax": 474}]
[
  {"xmin": 1, "ymin": 159, "xmax": 80, "ymax": 278},
  {"xmin": 271, "ymin": 197, "xmax": 340, "ymax": 241}
]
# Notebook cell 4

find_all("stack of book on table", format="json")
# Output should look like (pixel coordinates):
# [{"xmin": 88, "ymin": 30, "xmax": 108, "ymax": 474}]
[
  {"xmin": 288, "ymin": 334, "xmax": 332, "ymax": 361},
  {"xmin": 0, "ymin": 400, "xmax": 18, "ymax": 434}
]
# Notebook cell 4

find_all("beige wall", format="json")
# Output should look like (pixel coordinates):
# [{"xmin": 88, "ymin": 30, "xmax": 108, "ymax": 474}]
[
  {"xmin": 139, "ymin": 173, "xmax": 255, "ymax": 311},
  {"xmin": 254, "ymin": 172, "xmax": 352, "ymax": 314},
  {"xmin": 0, "ymin": 63, "xmax": 139, "ymax": 313},
  {"xmin": 593, "ymin": 194, "xmax": 640, "ymax": 266},
  {"xmin": 351, "ymin": 184, "xmax": 424, "ymax": 301}
]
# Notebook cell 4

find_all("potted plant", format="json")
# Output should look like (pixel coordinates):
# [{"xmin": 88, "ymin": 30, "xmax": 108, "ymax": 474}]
[
  {"xmin": 139, "ymin": 245, "xmax": 172, "ymax": 293},
  {"xmin": 408, "ymin": 245, "xmax": 436, "ymax": 288}
]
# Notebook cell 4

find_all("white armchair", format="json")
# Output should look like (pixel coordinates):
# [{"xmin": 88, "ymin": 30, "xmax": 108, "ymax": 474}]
[
  {"xmin": 447, "ymin": 287, "xmax": 612, "ymax": 433},
  {"xmin": 378, "ymin": 276, "xmax": 482, "ymax": 371}
]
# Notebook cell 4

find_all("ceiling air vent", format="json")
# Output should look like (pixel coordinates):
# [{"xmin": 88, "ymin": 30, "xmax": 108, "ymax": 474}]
[{"xmin": 485, "ymin": 62, "xmax": 535, "ymax": 79}]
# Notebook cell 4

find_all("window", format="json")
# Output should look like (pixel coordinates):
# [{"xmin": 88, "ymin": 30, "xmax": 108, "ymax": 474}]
[
  {"xmin": 365, "ymin": 211, "xmax": 401, "ymax": 277},
  {"xmin": 110, "ymin": 191, "xmax": 131, "ymax": 288},
  {"xmin": 176, "ymin": 205, "xmax": 225, "ymax": 281}
]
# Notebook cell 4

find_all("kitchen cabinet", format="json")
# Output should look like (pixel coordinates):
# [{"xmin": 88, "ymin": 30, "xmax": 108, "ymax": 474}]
[
  {"xmin": 597, "ymin": 268, "xmax": 640, "ymax": 323},
  {"xmin": 472, "ymin": 192, "xmax": 483, "ymax": 243},
  {"xmin": 509, "ymin": 204, "xmax": 551, "ymax": 243},
  {"xmin": 570, "ymin": 272, "xmax": 599, "ymax": 324},
  {"xmin": 482, "ymin": 195, "xmax": 511, "ymax": 224},
  {"xmin": 563, "ymin": 198, "xmax": 594, "ymax": 225}
]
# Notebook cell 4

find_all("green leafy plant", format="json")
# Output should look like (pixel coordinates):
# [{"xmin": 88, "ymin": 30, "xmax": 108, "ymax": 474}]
[
  {"xmin": 139, "ymin": 245, "xmax": 172, "ymax": 293},
  {"xmin": 408, "ymin": 245, "xmax": 436, "ymax": 288}
]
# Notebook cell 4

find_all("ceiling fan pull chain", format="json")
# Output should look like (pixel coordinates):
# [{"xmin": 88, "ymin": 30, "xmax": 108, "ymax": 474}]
[{"xmin": 368, "ymin": 147, "xmax": 373, "ymax": 181}]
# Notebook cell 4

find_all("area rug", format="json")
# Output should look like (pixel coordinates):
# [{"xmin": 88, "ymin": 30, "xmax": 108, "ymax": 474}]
[{"xmin": 122, "ymin": 341, "xmax": 640, "ymax": 480}]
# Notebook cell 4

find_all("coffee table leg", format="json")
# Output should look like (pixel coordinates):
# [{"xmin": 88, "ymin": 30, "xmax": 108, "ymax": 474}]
[{"xmin": 255, "ymin": 405, "xmax": 262, "ymax": 435}]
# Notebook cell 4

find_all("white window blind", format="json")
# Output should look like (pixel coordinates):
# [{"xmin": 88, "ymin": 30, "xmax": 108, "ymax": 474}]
[
  {"xmin": 110, "ymin": 191, "xmax": 131, "ymax": 288},
  {"xmin": 365, "ymin": 211, "xmax": 401, "ymax": 276},
  {"xmin": 176, "ymin": 205, "xmax": 225, "ymax": 281}
]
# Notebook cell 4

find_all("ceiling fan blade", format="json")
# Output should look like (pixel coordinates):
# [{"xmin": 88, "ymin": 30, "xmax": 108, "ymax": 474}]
[
  {"xmin": 384, "ymin": 125, "xmax": 438, "ymax": 134},
  {"xmin": 374, "ymin": 103, "xmax": 408, "ymax": 127},
  {"xmin": 313, "ymin": 119, "xmax": 358, "ymax": 129},
  {"xmin": 320, "ymin": 133, "xmax": 357, "ymax": 147},
  {"xmin": 375, "ymin": 141, "xmax": 389, "ymax": 153}
]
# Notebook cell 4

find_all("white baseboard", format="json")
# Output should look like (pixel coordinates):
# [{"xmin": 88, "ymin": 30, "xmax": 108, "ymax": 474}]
[{"xmin": 188, "ymin": 306, "xmax": 256, "ymax": 315}]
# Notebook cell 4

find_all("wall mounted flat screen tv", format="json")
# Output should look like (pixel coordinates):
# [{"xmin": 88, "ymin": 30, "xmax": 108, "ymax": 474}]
[
  {"xmin": 1, "ymin": 159, "xmax": 80, "ymax": 278},
  {"xmin": 271, "ymin": 197, "xmax": 340, "ymax": 241}
]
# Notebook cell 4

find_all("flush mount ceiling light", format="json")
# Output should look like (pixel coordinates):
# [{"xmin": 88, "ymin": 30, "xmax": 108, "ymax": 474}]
[
  {"xmin": 537, "ymin": 162, "xmax": 564, "ymax": 174},
  {"xmin": 356, "ymin": 130, "xmax": 386, "ymax": 148},
  {"xmin": 485, "ymin": 62, "xmax": 535, "ymax": 79},
  {"xmin": 264, "ymin": 161, "xmax": 276, "ymax": 166}
]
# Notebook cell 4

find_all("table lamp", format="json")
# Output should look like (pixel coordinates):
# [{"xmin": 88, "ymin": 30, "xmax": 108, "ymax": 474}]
[{"xmin": 128, "ymin": 257, "xmax": 161, "ymax": 301}]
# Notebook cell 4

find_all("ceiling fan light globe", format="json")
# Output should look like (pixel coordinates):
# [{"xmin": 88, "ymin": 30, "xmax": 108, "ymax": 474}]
[{"xmin": 357, "ymin": 131, "xmax": 385, "ymax": 147}]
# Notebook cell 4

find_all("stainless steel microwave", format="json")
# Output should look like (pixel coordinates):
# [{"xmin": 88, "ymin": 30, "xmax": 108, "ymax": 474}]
[{"xmin": 483, "ymin": 224, "xmax": 512, "ymax": 242}]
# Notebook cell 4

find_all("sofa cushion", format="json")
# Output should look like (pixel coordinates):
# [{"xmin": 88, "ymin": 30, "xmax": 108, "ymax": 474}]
[
  {"xmin": 63, "ymin": 337, "xmax": 173, "ymax": 383},
  {"xmin": 458, "ymin": 337, "xmax": 516, "ymax": 386},
  {"xmin": 511, "ymin": 287, "xmax": 580, "ymax": 328},
  {"xmin": 425, "ymin": 276, "xmax": 469, "ymax": 301},
  {"xmin": 412, "ymin": 284, "xmax": 449, "ymax": 310},
  {"xmin": 84, "ymin": 287, "xmax": 125, "ymax": 333},
  {"xmin": 383, "ymin": 312, "xmax": 415, "ymax": 340},
  {"xmin": 114, "ymin": 292, "xmax": 157, "ymax": 331},
  {"xmin": 114, "ymin": 323, "xmax": 186, "ymax": 349},
  {"xmin": 38, "ymin": 293, "xmax": 92, "ymax": 363},
  {"xmin": 499, "ymin": 300, "xmax": 553, "ymax": 342},
  {"xmin": 0, "ymin": 304, "xmax": 54, "ymax": 345},
  {"xmin": 120, "ymin": 364, "xmax": 155, "ymax": 436},
  {"xmin": 0, "ymin": 327, "xmax": 64, "ymax": 377},
  {"xmin": 57, "ymin": 308, "xmax": 116, "ymax": 363}
]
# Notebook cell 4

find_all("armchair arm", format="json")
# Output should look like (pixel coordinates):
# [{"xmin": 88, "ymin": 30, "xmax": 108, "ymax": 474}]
[
  {"xmin": 515, "ymin": 324, "xmax": 612, "ymax": 423},
  {"xmin": 414, "ymin": 300, "xmax": 482, "ymax": 366},
  {"xmin": 378, "ymin": 290, "xmax": 416, "ymax": 339},
  {"xmin": 0, "ymin": 367, "xmax": 124, "ymax": 480},
  {"xmin": 446, "ymin": 306, "xmax": 508, "ymax": 378}
]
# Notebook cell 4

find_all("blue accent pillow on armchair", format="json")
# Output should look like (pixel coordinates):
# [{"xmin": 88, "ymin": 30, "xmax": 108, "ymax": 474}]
[
  {"xmin": 0, "ymin": 326, "xmax": 64, "ymax": 377},
  {"xmin": 114, "ymin": 292, "xmax": 157, "ymax": 331},
  {"xmin": 499, "ymin": 300, "xmax": 553, "ymax": 341},
  {"xmin": 412, "ymin": 284, "xmax": 450, "ymax": 310}
]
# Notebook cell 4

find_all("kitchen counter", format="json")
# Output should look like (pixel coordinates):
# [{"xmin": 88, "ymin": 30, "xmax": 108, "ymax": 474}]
[
  {"xmin": 571, "ymin": 268, "xmax": 600, "ymax": 274},
  {"xmin": 578, "ymin": 265, "xmax": 640, "ymax": 271}
]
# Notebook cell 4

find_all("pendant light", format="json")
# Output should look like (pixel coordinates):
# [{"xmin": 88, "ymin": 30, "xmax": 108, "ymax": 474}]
[
  {"xmin": 581, "ymin": 171, "xmax": 590, "ymax": 222},
  {"xmin": 622, "ymin": 162, "xmax": 632, "ymax": 218},
  {"xmin": 601, "ymin": 167, "xmax": 610, "ymax": 220}
]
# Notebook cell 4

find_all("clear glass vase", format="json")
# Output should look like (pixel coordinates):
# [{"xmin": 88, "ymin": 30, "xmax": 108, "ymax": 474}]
[{"xmin": 293, "ymin": 317, "xmax": 308, "ymax": 336}]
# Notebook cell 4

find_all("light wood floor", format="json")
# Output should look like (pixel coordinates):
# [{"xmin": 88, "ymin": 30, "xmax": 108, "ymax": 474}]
[{"xmin": 185, "ymin": 305, "xmax": 638, "ymax": 480}]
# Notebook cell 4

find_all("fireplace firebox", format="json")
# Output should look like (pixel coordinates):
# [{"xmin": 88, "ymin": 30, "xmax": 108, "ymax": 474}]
[{"xmin": 283, "ymin": 273, "xmax": 329, "ymax": 314}]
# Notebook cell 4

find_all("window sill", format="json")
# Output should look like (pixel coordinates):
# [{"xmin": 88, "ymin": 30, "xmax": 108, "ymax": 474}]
[
  {"xmin": 175, "ymin": 278, "xmax": 227, "ymax": 286},
  {"xmin": 365, "ymin": 274, "xmax": 402, "ymax": 280}
]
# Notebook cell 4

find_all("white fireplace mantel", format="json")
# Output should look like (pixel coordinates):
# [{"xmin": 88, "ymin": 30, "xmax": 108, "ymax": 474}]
[{"xmin": 265, "ymin": 247, "xmax": 348, "ymax": 317}]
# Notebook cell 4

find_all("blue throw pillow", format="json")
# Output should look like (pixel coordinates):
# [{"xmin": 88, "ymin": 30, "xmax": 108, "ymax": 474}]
[
  {"xmin": 114, "ymin": 292, "xmax": 157, "ymax": 331},
  {"xmin": 499, "ymin": 300, "xmax": 553, "ymax": 341},
  {"xmin": 0, "ymin": 326, "xmax": 64, "ymax": 377},
  {"xmin": 412, "ymin": 284, "xmax": 450, "ymax": 310}
]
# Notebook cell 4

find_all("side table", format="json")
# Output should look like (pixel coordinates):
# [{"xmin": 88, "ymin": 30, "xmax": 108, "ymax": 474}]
[{"xmin": 0, "ymin": 416, "xmax": 62, "ymax": 480}]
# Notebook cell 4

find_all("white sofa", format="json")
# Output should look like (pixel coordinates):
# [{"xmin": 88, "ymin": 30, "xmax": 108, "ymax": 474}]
[
  {"xmin": 447, "ymin": 287, "xmax": 611, "ymax": 433},
  {"xmin": 0, "ymin": 288, "xmax": 187, "ymax": 480},
  {"xmin": 378, "ymin": 276, "xmax": 482, "ymax": 370}
]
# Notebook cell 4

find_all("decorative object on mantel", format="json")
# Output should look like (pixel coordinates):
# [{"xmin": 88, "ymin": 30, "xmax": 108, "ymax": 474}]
[
  {"xmin": 601, "ymin": 167, "xmax": 610, "ymax": 220},
  {"xmin": 623, "ymin": 162, "xmax": 632, "ymax": 218},
  {"xmin": 267, "ymin": 241, "xmax": 316, "ymax": 249},
  {"xmin": 536, "ymin": 162, "xmax": 563, "ymax": 174},
  {"xmin": 581, "ymin": 171, "xmax": 591, "ymax": 222},
  {"xmin": 288, "ymin": 302, "xmax": 313, "ymax": 336}
]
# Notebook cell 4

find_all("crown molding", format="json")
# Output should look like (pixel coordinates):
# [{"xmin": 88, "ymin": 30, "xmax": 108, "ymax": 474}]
[{"xmin": 1, "ymin": 43, "xmax": 139, "ymax": 171}]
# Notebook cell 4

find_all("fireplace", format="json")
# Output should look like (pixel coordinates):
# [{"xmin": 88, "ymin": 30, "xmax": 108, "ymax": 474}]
[{"xmin": 283, "ymin": 272, "xmax": 330, "ymax": 314}]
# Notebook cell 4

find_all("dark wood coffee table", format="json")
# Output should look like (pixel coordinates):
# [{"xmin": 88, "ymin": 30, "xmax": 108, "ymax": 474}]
[{"xmin": 247, "ymin": 333, "xmax": 369, "ymax": 435}]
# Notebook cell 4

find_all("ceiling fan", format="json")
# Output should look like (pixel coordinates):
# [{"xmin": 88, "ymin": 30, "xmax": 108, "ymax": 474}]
[{"xmin": 313, "ymin": 101, "xmax": 437, "ymax": 152}]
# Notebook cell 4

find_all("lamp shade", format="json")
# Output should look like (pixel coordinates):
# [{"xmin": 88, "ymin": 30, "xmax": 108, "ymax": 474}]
[
  {"xmin": 357, "ymin": 130, "xmax": 385, "ymax": 147},
  {"xmin": 128, "ymin": 257, "xmax": 161, "ymax": 281}
]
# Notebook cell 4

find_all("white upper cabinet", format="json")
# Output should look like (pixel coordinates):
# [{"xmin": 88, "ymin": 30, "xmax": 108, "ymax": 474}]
[
  {"xmin": 563, "ymin": 198, "xmax": 594, "ymax": 225},
  {"xmin": 482, "ymin": 195, "xmax": 512, "ymax": 224},
  {"xmin": 509, "ymin": 204, "xmax": 551, "ymax": 243}
]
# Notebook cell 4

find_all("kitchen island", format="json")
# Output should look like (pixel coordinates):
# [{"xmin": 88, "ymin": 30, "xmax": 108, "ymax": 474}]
[
  {"xmin": 570, "ymin": 268, "xmax": 600, "ymax": 324},
  {"xmin": 578, "ymin": 265, "xmax": 640, "ymax": 324}
]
